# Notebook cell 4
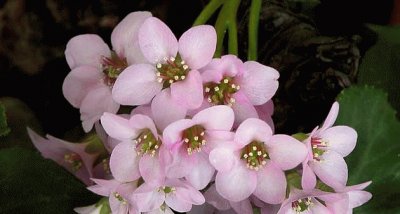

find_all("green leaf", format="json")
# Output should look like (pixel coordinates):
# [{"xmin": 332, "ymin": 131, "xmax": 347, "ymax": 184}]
[
  {"xmin": 0, "ymin": 148, "xmax": 99, "ymax": 213},
  {"xmin": 0, "ymin": 102, "xmax": 10, "ymax": 136},
  {"xmin": 336, "ymin": 86, "xmax": 400, "ymax": 213},
  {"xmin": 358, "ymin": 25, "xmax": 400, "ymax": 117}
]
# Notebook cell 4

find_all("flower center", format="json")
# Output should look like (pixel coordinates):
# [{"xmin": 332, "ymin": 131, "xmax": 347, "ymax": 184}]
[
  {"xmin": 113, "ymin": 192, "xmax": 127, "ymax": 205},
  {"xmin": 101, "ymin": 51, "xmax": 128, "ymax": 86},
  {"xmin": 204, "ymin": 77, "xmax": 240, "ymax": 106},
  {"xmin": 292, "ymin": 197, "xmax": 313, "ymax": 213},
  {"xmin": 64, "ymin": 152, "xmax": 82, "ymax": 172},
  {"xmin": 182, "ymin": 125, "xmax": 206, "ymax": 155},
  {"xmin": 102, "ymin": 158, "xmax": 111, "ymax": 174},
  {"xmin": 133, "ymin": 129, "xmax": 161, "ymax": 156},
  {"xmin": 240, "ymin": 141, "xmax": 269, "ymax": 170},
  {"xmin": 156, "ymin": 55, "xmax": 189, "ymax": 88},
  {"xmin": 311, "ymin": 137, "xmax": 328, "ymax": 161}
]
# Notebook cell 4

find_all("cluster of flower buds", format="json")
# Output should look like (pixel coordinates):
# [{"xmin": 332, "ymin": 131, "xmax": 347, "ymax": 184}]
[{"xmin": 28, "ymin": 11, "xmax": 371, "ymax": 214}]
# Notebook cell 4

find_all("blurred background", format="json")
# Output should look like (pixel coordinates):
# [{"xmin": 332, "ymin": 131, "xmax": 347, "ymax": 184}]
[{"xmin": 0, "ymin": 0, "xmax": 399, "ymax": 213}]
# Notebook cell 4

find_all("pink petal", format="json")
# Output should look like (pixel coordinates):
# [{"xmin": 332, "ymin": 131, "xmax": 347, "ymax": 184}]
[
  {"xmin": 320, "ymin": 126, "xmax": 357, "ymax": 157},
  {"xmin": 311, "ymin": 199, "xmax": 332, "ymax": 213},
  {"xmin": 200, "ymin": 66, "xmax": 224, "ymax": 83},
  {"xmin": 325, "ymin": 194, "xmax": 350, "ymax": 214},
  {"xmin": 163, "ymin": 119, "xmax": 194, "ymax": 147},
  {"xmin": 132, "ymin": 184, "xmax": 164, "ymax": 212},
  {"xmin": 230, "ymin": 199, "xmax": 253, "ymax": 214},
  {"xmin": 231, "ymin": 91, "xmax": 259, "ymax": 126},
  {"xmin": 80, "ymin": 86, "xmax": 119, "ymax": 132},
  {"xmin": 111, "ymin": 11, "xmax": 152, "ymax": 64},
  {"xmin": 165, "ymin": 147, "xmax": 192, "ymax": 178},
  {"xmin": 215, "ymin": 163, "xmax": 257, "ymax": 202},
  {"xmin": 204, "ymin": 184, "xmax": 231, "ymax": 210},
  {"xmin": 255, "ymin": 100, "xmax": 275, "ymax": 132},
  {"xmin": 87, "ymin": 178, "xmax": 120, "ymax": 196},
  {"xmin": 101, "ymin": 113, "xmax": 138, "ymax": 141},
  {"xmin": 235, "ymin": 118, "xmax": 272, "ymax": 147},
  {"xmin": 110, "ymin": 142, "xmax": 140, "ymax": 182},
  {"xmin": 128, "ymin": 114, "xmax": 158, "ymax": 138},
  {"xmin": 139, "ymin": 155, "xmax": 164, "ymax": 186},
  {"xmin": 171, "ymin": 70, "xmax": 204, "ymax": 109},
  {"xmin": 112, "ymin": 64, "xmax": 162, "ymax": 106},
  {"xmin": 348, "ymin": 191, "xmax": 372, "ymax": 209},
  {"xmin": 130, "ymin": 105, "xmax": 153, "ymax": 118},
  {"xmin": 268, "ymin": 134, "xmax": 307, "ymax": 170},
  {"xmin": 165, "ymin": 194, "xmax": 193, "ymax": 212},
  {"xmin": 139, "ymin": 17, "xmax": 178, "ymax": 63},
  {"xmin": 319, "ymin": 101, "xmax": 339, "ymax": 132},
  {"xmin": 167, "ymin": 179, "xmax": 205, "ymax": 205},
  {"xmin": 301, "ymin": 162, "xmax": 317, "ymax": 190},
  {"xmin": 310, "ymin": 151, "xmax": 348, "ymax": 189},
  {"xmin": 151, "ymin": 89, "xmax": 187, "ymax": 131},
  {"xmin": 209, "ymin": 147, "xmax": 236, "ymax": 172},
  {"xmin": 65, "ymin": 34, "xmax": 110, "ymax": 69},
  {"xmin": 237, "ymin": 61, "xmax": 279, "ymax": 105},
  {"xmin": 62, "ymin": 65, "xmax": 103, "ymax": 108},
  {"xmin": 201, "ymin": 55, "xmax": 244, "ymax": 77},
  {"xmin": 253, "ymin": 162, "xmax": 286, "ymax": 204},
  {"xmin": 185, "ymin": 152, "xmax": 215, "ymax": 190},
  {"xmin": 178, "ymin": 25, "xmax": 216, "ymax": 69},
  {"xmin": 192, "ymin": 105, "xmax": 234, "ymax": 131}
]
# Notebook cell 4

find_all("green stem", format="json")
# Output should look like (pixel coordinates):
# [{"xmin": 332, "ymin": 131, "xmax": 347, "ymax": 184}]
[
  {"xmin": 193, "ymin": 0, "xmax": 225, "ymax": 26},
  {"xmin": 248, "ymin": 0, "xmax": 262, "ymax": 60},
  {"xmin": 214, "ymin": 0, "xmax": 241, "ymax": 57}
]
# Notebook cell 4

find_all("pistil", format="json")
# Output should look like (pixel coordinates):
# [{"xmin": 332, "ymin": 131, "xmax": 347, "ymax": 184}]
[
  {"xmin": 155, "ymin": 55, "xmax": 189, "ymax": 88},
  {"xmin": 133, "ymin": 129, "xmax": 161, "ymax": 156},
  {"xmin": 240, "ymin": 141, "xmax": 269, "ymax": 171},
  {"xmin": 182, "ymin": 125, "xmax": 206, "ymax": 155},
  {"xmin": 101, "ymin": 52, "xmax": 128, "ymax": 86},
  {"xmin": 204, "ymin": 77, "xmax": 240, "ymax": 106}
]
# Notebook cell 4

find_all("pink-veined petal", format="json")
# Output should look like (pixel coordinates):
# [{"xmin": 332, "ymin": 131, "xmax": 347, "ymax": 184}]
[
  {"xmin": 253, "ymin": 162, "xmax": 286, "ymax": 204},
  {"xmin": 320, "ymin": 126, "xmax": 357, "ymax": 157},
  {"xmin": 101, "ymin": 112, "xmax": 138, "ymax": 141},
  {"xmin": 268, "ymin": 134, "xmax": 307, "ymax": 170},
  {"xmin": 65, "ymin": 34, "xmax": 110, "ymax": 69},
  {"xmin": 139, "ymin": 17, "xmax": 178, "ymax": 63},
  {"xmin": 310, "ymin": 151, "xmax": 348, "ymax": 190},
  {"xmin": 165, "ymin": 194, "xmax": 193, "ymax": 212},
  {"xmin": 111, "ymin": 11, "xmax": 152, "ymax": 64},
  {"xmin": 301, "ymin": 162, "xmax": 317, "ymax": 190},
  {"xmin": 151, "ymin": 89, "xmax": 187, "ymax": 131},
  {"xmin": 319, "ymin": 101, "xmax": 339, "ymax": 132},
  {"xmin": 185, "ymin": 152, "xmax": 215, "ymax": 190},
  {"xmin": 235, "ymin": 118, "xmax": 272, "ymax": 147},
  {"xmin": 139, "ymin": 155, "xmax": 164, "ymax": 186},
  {"xmin": 231, "ymin": 91, "xmax": 259, "ymax": 126},
  {"xmin": 170, "ymin": 70, "xmax": 204, "ymax": 109},
  {"xmin": 215, "ymin": 163, "xmax": 257, "ymax": 202},
  {"xmin": 178, "ymin": 25, "xmax": 216, "ymax": 69},
  {"xmin": 192, "ymin": 105, "xmax": 234, "ymax": 131},
  {"xmin": 110, "ymin": 142, "xmax": 140, "ymax": 182},
  {"xmin": 163, "ymin": 119, "xmax": 193, "ymax": 147},
  {"xmin": 62, "ymin": 65, "xmax": 103, "ymax": 108},
  {"xmin": 209, "ymin": 147, "xmax": 236, "ymax": 172},
  {"xmin": 128, "ymin": 114, "xmax": 158, "ymax": 138},
  {"xmin": 348, "ymin": 190, "xmax": 372, "ymax": 209},
  {"xmin": 80, "ymin": 86, "xmax": 119, "ymax": 132},
  {"xmin": 112, "ymin": 64, "xmax": 162, "ymax": 106},
  {"xmin": 237, "ymin": 61, "xmax": 279, "ymax": 105},
  {"xmin": 131, "ymin": 184, "xmax": 164, "ymax": 212}
]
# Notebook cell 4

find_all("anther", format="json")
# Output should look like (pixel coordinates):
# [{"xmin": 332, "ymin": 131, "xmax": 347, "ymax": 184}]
[
  {"xmin": 156, "ymin": 63, "xmax": 162, "ymax": 68},
  {"xmin": 214, "ymin": 86, "xmax": 219, "ymax": 91},
  {"xmin": 194, "ymin": 136, "xmax": 199, "ymax": 141},
  {"xmin": 183, "ymin": 65, "xmax": 189, "ymax": 70},
  {"xmin": 223, "ymin": 79, "xmax": 229, "ymax": 83},
  {"xmin": 170, "ymin": 57, "xmax": 175, "ymax": 61},
  {"xmin": 205, "ymin": 87, "xmax": 210, "ymax": 92},
  {"xmin": 180, "ymin": 75, "xmax": 186, "ymax": 80},
  {"xmin": 174, "ymin": 76, "xmax": 179, "ymax": 80}
]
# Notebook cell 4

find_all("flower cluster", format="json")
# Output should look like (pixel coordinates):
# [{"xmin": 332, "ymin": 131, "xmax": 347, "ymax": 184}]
[{"xmin": 28, "ymin": 11, "xmax": 371, "ymax": 214}]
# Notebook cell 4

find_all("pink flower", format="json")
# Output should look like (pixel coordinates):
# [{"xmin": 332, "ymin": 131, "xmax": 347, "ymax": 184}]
[
  {"xmin": 100, "ymin": 112, "xmax": 167, "ymax": 185},
  {"xmin": 302, "ymin": 102, "xmax": 357, "ymax": 190},
  {"xmin": 111, "ymin": 17, "xmax": 216, "ymax": 128},
  {"xmin": 278, "ymin": 181, "xmax": 372, "ymax": 214},
  {"xmin": 199, "ymin": 55, "xmax": 279, "ymax": 125},
  {"xmin": 88, "ymin": 179, "xmax": 139, "ymax": 214},
  {"xmin": 209, "ymin": 118, "xmax": 307, "ymax": 204},
  {"xmin": 63, "ymin": 11, "xmax": 151, "ymax": 132},
  {"xmin": 27, "ymin": 128, "xmax": 97, "ymax": 185},
  {"xmin": 162, "ymin": 105, "xmax": 235, "ymax": 190},
  {"xmin": 131, "ymin": 178, "xmax": 205, "ymax": 213}
]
